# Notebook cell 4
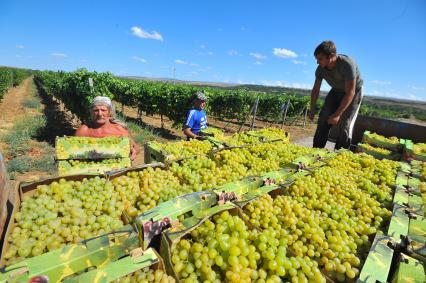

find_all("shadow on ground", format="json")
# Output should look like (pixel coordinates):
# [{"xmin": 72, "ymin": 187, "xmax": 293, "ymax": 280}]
[
  {"xmin": 35, "ymin": 81, "xmax": 76, "ymax": 145},
  {"xmin": 117, "ymin": 111, "xmax": 181, "ymax": 141}
]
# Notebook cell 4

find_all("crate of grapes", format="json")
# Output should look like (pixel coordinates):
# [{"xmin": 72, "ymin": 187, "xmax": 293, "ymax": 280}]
[
  {"xmin": 57, "ymin": 158, "xmax": 132, "ymax": 176},
  {"xmin": 0, "ymin": 161, "xmax": 169, "ymax": 269},
  {"xmin": 409, "ymin": 160, "xmax": 426, "ymax": 181},
  {"xmin": 362, "ymin": 131, "xmax": 404, "ymax": 151},
  {"xmin": 357, "ymin": 143, "xmax": 402, "ymax": 161},
  {"xmin": 159, "ymin": 206, "xmax": 258, "ymax": 282},
  {"xmin": 404, "ymin": 140, "xmax": 426, "ymax": 162},
  {"xmin": 245, "ymin": 127, "xmax": 290, "ymax": 143},
  {"xmin": 0, "ymin": 173, "xmax": 107, "ymax": 267},
  {"xmin": 144, "ymin": 138, "xmax": 223, "ymax": 164},
  {"xmin": 0, "ymin": 220, "xmax": 170, "ymax": 283},
  {"xmin": 55, "ymin": 136, "xmax": 131, "ymax": 160},
  {"xmin": 160, "ymin": 202, "xmax": 338, "ymax": 282},
  {"xmin": 55, "ymin": 136, "xmax": 132, "ymax": 176}
]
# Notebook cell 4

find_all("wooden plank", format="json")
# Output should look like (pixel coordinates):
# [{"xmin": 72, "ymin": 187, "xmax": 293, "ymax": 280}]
[{"xmin": 0, "ymin": 152, "xmax": 9, "ymax": 239}]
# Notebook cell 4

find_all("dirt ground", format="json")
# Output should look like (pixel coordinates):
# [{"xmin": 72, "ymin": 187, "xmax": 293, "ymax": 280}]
[
  {"xmin": 0, "ymin": 78, "xmax": 36, "ymax": 135},
  {"xmin": 0, "ymin": 79, "xmax": 57, "ymax": 183}
]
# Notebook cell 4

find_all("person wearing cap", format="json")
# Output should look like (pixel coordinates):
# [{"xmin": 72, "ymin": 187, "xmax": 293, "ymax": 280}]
[
  {"xmin": 183, "ymin": 91, "xmax": 208, "ymax": 139},
  {"xmin": 75, "ymin": 96, "xmax": 140, "ymax": 160},
  {"xmin": 309, "ymin": 40, "xmax": 363, "ymax": 150}
]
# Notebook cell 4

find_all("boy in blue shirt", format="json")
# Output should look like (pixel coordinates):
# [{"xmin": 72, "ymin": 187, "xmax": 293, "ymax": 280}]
[{"xmin": 183, "ymin": 91, "xmax": 208, "ymax": 139}]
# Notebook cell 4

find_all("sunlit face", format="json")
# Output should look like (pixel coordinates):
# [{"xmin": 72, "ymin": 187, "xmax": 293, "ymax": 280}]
[
  {"xmin": 194, "ymin": 99, "xmax": 206, "ymax": 110},
  {"xmin": 91, "ymin": 105, "xmax": 110, "ymax": 125},
  {"xmin": 315, "ymin": 53, "xmax": 334, "ymax": 69}
]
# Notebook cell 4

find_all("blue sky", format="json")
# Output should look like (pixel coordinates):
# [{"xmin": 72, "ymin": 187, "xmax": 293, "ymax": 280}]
[{"xmin": 1, "ymin": 0, "xmax": 425, "ymax": 101}]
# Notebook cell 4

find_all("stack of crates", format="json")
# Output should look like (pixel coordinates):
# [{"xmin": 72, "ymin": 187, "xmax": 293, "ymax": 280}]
[
  {"xmin": 55, "ymin": 136, "xmax": 132, "ymax": 176},
  {"xmin": 357, "ymin": 131, "xmax": 405, "ymax": 161}
]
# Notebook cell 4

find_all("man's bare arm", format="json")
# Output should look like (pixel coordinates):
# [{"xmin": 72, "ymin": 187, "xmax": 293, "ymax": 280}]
[
  {"xmin": 309, "ymin": 78, "xmax": 322, "ymax": 120},
  {"xmin": 75, "ymin": 125, "xmax": 90, "ymax": 136},
  {"xmin": 116, "ymin": 126, "xmax": 140, "ymax": 160},
  {"xmin": 183, "ymin": 127, "xmax": 197, "ymax": 139}
]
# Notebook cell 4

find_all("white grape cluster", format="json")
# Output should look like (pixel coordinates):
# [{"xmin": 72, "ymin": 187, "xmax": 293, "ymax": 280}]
[
  {"xmin": 171, "ymin": 210, "xmax": 325, "ymax": 283},
  {"xmin": 116, "ymin": 267, "xmax": 176, "ymax": 283},
  {"xmin": 241, "ymin": 151, "xmax": 398, "ymax": 282}
]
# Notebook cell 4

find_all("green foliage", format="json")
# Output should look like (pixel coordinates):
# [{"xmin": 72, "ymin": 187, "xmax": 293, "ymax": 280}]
[
  {"xmin": 35, "ymin": 69, "xmax": 311, "ymax": 128},
  {"xmin": 316, "ymin": 96, "xmax": 426, "ymax": 122},
  {"xmin": 359, "ymin": 103, "xmax": 426, "ymax": 122},
  {"xmin": 36, "ymin": 68, "xmax": 426, "ymax": 125},
  {"xmin": 1, "ymin": 115, "xmax": 46, "ymax": 158},
  {"xmin": 0, "ymin": 67, "xmax": 32, "ymax": 99},
  {"xmin": 6, "ymin": 154, "xmax": 55, "ymax": 176},
  {"xmin": 6, "ymin": 156, "xmax": 33, "ymax": 173},
  {"xmin": 34, "ymin": 68, "xmax": 114, "ymax": 122},
  {"xmin": 126, "ymin": 121, "xmax": 158, "ymax": 144}
]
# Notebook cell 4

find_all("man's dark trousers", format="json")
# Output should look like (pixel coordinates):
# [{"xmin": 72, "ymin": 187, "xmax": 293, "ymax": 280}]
[{"xmin": 313, "ymin": 88, "xmax": 362, "ymax": 150}]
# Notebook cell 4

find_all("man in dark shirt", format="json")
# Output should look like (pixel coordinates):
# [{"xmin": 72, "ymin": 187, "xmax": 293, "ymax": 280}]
[{"xmin": 309, "ymin": 40, "xmax": 363, "ymax": 149}]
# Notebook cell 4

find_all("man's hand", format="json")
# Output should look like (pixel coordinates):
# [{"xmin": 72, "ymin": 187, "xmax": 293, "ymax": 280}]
[
  {"xmin": 327, "ymin": 114, "xmax": 341, "ymax": 125},
  {"xmin": 130, "ymin": 147, "xmax": 137, "ymax": 161},
  {"xmin": 129, "ymin": 139, "xmax": 140, "ymax": 161}
]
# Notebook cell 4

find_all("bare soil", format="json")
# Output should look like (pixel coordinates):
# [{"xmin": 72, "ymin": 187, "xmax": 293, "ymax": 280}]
[{"xmin": 0, "ymin": 78, "xmax": 32, "ymax": 135}]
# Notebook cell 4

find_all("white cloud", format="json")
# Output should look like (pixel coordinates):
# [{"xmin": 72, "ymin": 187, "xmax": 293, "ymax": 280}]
[
  {"xmin": 16, "ymin": 45, "xmax": 24, "ymax": 49},
  {"xmin": 364, "ymin": 85, "xmax": 425, "ymax": 101},
  {"xmin": 260, "ymin": 80, "xmax": 311, "ymax": 89},
  {"xmin": 250, "ymin": 52, "xmax": 266, "ymax": 60},
  {"xmin": 131, "ymin": 26, "xmax": 163, "ymax": 41},
  {"xmin": 132, "ymin": 56, "xmax": 147, "ymax": 63},
  {"xmin": 175, "ymin": 59, "xmax": 188, "ymax": 65},
  {"xmin": 364, "ymin": 89, "xmax": 419, "ymax": 100},
  {"xmin": 51, "ymin": 53, "xmax": 67, "ymax": 58},
  {"xmin": 200, "ymin": 44, "xmax": 206, "ymax": 49},
  {"xmin": 15, "ymin": 55, "xmax": 22, "ymax": 58},
  {"xmin": 292, "ymin": 60, "xmax": 306, "ymax": 65},
  {"xmin": 273, "ymin": 48, "xmax": 298, "ymax": 59},
  {"xmin": 190, "ymin": 63, "xmax": 199, "ymax": 67},
  {"xmin": 198, "ymin": 51, "xmax": 214, "ymax": 56},
  {"xmin": 228, "ymin": 50, "xmax": 239, "ymax": 56},
  {"xmin": 406, "ymin": 94, "xmax": 425, "ymax": 101},
  {"xmin": 288, "ymin": 82, "xmax": 311, "ymax": 89},
  {"xmin": 255, "ymin": 61, "xmax": 263, "ymax": 65},
  {"xmin": 198, "ymin": 66, "xmax": 212, "ymax": 72},
  {"xmin": 410, "ymin": 85, "xmax": 425, "ymax": 91},
  {"xmin": 370, "ymin": 80, "xmax": 391, "ymax": 85}
]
